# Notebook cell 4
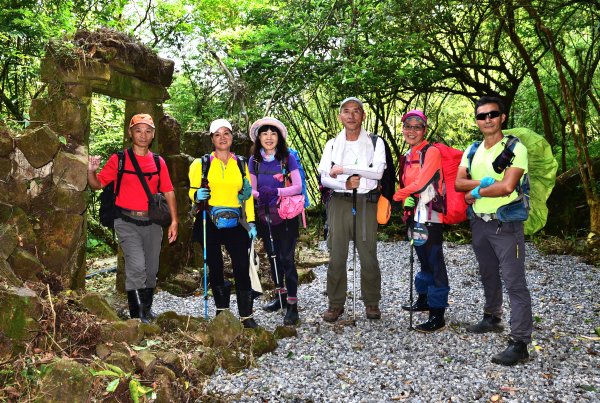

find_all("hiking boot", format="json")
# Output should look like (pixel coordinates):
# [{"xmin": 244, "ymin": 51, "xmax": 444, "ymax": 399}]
[
  {"xmin": 213, "ymin": 281, "xmax": 232, "ymax": 316},
  {"xmin": 401, "ymin": 294, "xmax": 429, "ymax": 312},
  {"xmin": 283, "ymin": 303, "xmax": 299, "ymax": 326},
  {"xmin": 127, "ymin": 290, "xmax": 140, "ymax": 319},
  {"xmin": 467, "ymin": 313, "xmax": 504, "ymax": 333},
  {"xmin": 415, "ymin": 308, "xmax": 445, "ymax": 333},
  {"xmin": 132, "ymin": 289, "xmax": 150, "ymax": 324},
  {"xmin": 491, "ymin": 338, "xmax": 530, "ymax": 366},
  {"xmin": 262, "ymin": 293, "xmax": 288, "ymax": 312},
  {"xmin": 142, "ymin": 288, "xmax": 157, "ymax": 321},
  {"xmin": 322, "ymin": 306, "xmax": 344, "ymax": 323},
  {"xmin": 237, "ymin": 289, "xmax": 259, "ymax": 329},
  {"xmin": 365, "ymin": 305, "xmax": 381, "ymax": 320}
]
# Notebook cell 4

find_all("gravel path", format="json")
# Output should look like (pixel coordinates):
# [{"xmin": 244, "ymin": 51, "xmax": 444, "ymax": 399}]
[{"xmin": 154, "ymin": 241, "xmax": 600, "ymax": 402}]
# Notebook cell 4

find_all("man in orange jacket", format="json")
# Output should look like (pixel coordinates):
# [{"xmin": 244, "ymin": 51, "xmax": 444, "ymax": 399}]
[{"xmin": 393, "ymin": 110, "xmax": 449, "ymax": 332}]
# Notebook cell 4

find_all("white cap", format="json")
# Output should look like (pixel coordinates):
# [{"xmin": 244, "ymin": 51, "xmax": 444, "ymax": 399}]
[
  {"xmin": 209, "ymin": 118, "xmax": 233, "ymax": 134},
  {"xmin": 339, "ymin": 97, "xmax": 364, "ymax": 112}
]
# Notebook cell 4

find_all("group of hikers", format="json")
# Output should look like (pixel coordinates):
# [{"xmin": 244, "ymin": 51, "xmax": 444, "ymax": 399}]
[{"xmin": 88, "ymin": 95, "xmax": 533, "ymax": 367}]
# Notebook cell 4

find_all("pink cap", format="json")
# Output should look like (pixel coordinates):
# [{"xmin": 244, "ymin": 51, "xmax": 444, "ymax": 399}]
[{"xmin": 401, "ymin": 109, "xmax": 427, "ymax": 124}]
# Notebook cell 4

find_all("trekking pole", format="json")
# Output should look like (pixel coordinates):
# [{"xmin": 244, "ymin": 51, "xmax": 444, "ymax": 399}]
[
  {"xmin": 409, "ymin": 234, "xmax": 414, "ymax": 331},
  {"xmin": 352, "ymin": 186, "xmax": 358, "ymax": 326},
  {"xmin": 203, "ymin": 207, "xmax": 208, "ymax": 320},
  {"xmin": 201, "ymin": 178, "xmax": 209, "ymax": 320},
  {"xmin": 265, "ymin": 204, "xmax": 284, "ymax": 316}
]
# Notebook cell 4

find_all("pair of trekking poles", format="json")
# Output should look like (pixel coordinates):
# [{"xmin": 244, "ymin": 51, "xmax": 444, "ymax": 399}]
[
  {"xmin": 349, "ymin": 180, "xmax": 417, "ymax": 330},
  {"xmin": 199, "ymin": 191, "xmax": 285, "ymax": 320}
]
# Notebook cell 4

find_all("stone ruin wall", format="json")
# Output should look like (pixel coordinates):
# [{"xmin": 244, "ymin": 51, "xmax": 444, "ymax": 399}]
[{"xmin": 0, "ymin": 29, "xmax": 207, "ymax": 291}]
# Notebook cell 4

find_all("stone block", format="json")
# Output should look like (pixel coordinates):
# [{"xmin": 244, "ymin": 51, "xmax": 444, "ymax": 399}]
[
  {"xmin": 248, "ymin": 327, "xmax": 278, "ymax": 357},
  {"xmin": 219, "ymin": 348, "xmax": 250, "ymax": 373},
  {"xmin": 0, "ymin": 179, "xmax": 28, "ymax": 208},
  {"xmin": 104, "ymin": 352, "xmax": 135, "ymax": 373},
  {"xmin": 29, "ymin": 97, "xmax": 91, "ymax": 145},
  {"xmin": 155, "ymin": 311, "xmax": 203, "ymax": 332},
  {"xmin": 0, "ymin": 223, "xmax": 18, "ymax": 260},
  {"xmin": 134, "ymin": 349, "xmax": 157, "ymax": 373},
  {"xmin": 274, "ymin": 325, "xmax": 298, "ymax": 339},
  {"xmin": 40, "ymin": 57, "xmax": 111, "ymax": 84},
  {"xmin": 31, "ymin": 184, "xmax": 87, "ymax": 215},
  {"xmin": 0, "ymin": 203, "xmax": 37, "ymax": 254},
  {"xmin": 0, "ymin": 157, "xmax": 11, "ymax": 180},
  {"xmin": 37, "ymin": 358, "xmax": 93, "ymax": 403},
  {"xmin": 206, "ymin": 310, "xmax": 243, "ymax": 348},
  {"xmin": 0, "ymin": 286, "xmax": 41, "ymax": 342},
  {"xmin": 52, "ymin": 150, "xmax": 88, "ymax": 191},
  {"xmin": 35, "ymin": 210, "xmax": 84, "ymax": 276},
  {"xmin": 158, "ymin": 114, "xmax": 181, "ymax": 155},
  {"xmin": 0, "ymin": 127, "xmax": 14, "ymax": 157},
  {"xmin": 15, "ymin": 125, "xmax": 60, "ymax": 168},
  {"xmin": 0, "ymin": 259, "xmax": 22, "ymax": 287},
  {"xmin": 100, "ymin": 319, "xmax": 143, "ymax": 345},
  {"xmin": 79, "ymin": 292, "xmax": 120, "ymax": 321},
  {"xmin": 92, "ymin": 68, "xmax": 169, "ymax": 102},
  {"xmin": 190, "ymin": 347, "xmax": 217, "ymax": 376},
  {"xmin": 8, "ymin": 248, "xmax": 44, "ymax": 281},
  {"xmin": 163, "ymin": 154, "xmax": 193, "ymax": 187},
  {"xmin": 12, "ymin": 148, "xmax": 53, "ymax": 182},
  {"xmin": 156, "ymin": 351, "xmax": 183, "ymax": 375}
]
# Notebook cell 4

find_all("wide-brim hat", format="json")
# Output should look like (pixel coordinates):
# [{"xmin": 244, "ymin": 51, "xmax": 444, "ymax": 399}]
[{"xmin": 249, "ymin": 117, "xmax": 288, "ymax": 142}]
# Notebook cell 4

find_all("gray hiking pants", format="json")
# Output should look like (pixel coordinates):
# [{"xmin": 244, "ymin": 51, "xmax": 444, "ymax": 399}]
[
  {"xmin": 114, "ymin": 217, "xmax": 163, "ymax": 291},
  {"xmin": 470, "ymin": 218, "xmax": 533, "ymax": 343},
  {"xmin": 326, "ymin": 193, "xmax": 381, "ymax": 307}
]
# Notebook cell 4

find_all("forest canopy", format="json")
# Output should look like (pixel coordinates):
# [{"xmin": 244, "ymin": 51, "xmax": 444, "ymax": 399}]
[{"xmin": 1, "ymin": 0, "xmax": 598, "ymax": 230}]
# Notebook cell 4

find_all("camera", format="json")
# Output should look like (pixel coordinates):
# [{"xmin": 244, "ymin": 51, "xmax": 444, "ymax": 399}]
[{"xmin": 492, "ymin": 147, "xmax": 515, "ymax": 173}]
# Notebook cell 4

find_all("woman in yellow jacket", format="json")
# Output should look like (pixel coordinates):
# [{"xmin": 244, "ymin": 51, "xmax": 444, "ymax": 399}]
[{"xmin": 188, "ymin": 119, "xmax": 258, "ymax": 328}]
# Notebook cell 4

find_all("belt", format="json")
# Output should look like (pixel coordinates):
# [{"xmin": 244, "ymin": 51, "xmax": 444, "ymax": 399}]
[
  {"xmin": 474, "ymin": 212, "xmax": 497, "ymax": 222},
  {"xmin": 121, "ymin": 209, "xmax": 149, "ymax": 217},
  {"xmin": 332, "ymin": 190, "xmax": 379, "ymax": 202}
]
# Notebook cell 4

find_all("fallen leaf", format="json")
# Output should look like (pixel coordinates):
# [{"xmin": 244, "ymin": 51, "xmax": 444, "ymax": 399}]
[
  {"xmin": 501, "ymin": 386, "xmax": 519, "ymax": 393},
  {"xmin": 490, "ymin": 394, "xmax": 501, "ymax": 402}
]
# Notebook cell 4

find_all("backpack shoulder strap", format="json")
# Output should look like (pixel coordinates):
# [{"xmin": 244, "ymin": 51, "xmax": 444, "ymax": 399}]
[
  {"xmin": 201, "ymin": 154, "xmax": 211, "ymax": 181},
  {"xmin": 419, "ymin": 143, "xmax": 432, "ymax": 166},
  {"xmin": 236, "ymin": 155, "xmax": 247, "ymax": 178},
  {"xmin": 466, "ymin": 141, "xmax": 481, "ymax": 178},
  {"xmin": 153, "ymin": 153, "xmax": 161, "ymax": 173},
  {"xmin": 115, "ymin": 150, "xmax": 126, "ymax": 196}
]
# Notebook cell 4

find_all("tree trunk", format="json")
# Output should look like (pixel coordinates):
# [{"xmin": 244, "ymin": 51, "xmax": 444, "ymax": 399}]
[{"xmin": 590, "ymin": 199, "xmax": 600, "ymax": 234}]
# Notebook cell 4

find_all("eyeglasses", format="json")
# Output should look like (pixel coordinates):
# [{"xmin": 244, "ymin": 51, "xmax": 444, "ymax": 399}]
[
  {"xmin": 403, "ymin": 124, "xmax": 425, "ymax": 131},
  {"xmin": 475, "ymin": 110, "xmax": 501, "ymax": 120}
]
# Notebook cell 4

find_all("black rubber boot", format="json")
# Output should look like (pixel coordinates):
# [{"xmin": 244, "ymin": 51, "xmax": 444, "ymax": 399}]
[
  {"xmin": 467, "ymin": 313, "xmax": 504, "ymax": 333},
  {"xmin": 142, "ymin": 288, "xmax": 157, "ymax": 321},
  {"xmin": 283, "ymin": 303, "xmax": 299, "ymax": 326},
  {"xmin": 415, "ymin": 308, "xmax": 445, "ymax": 333},
  {"xmin": 237, "ymin": 290, "xmax": 259, "ymax": 329},
  {"xmin": 127, "ymin": 290, "xmax": 140, "ymax": 319},
  {"xmin": 213, "ymin": 281, "xmax": 232, "ymax": 316},
  {"xmin": 262, "ymin": 292, "xmax": 288, "ymax": 312},
  {"xmin": 491, "ymin": 338, "xmax": 530, "ymax": 366},
  {"xmin": 133, "ymin": 289, "xmax": 150, "ymax": 324},
  {"xmin": 402, "ymin": 294, "xmax": 429, "ymax": 312}
]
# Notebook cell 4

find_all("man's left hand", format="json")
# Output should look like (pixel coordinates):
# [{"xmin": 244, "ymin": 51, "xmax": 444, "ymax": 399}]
[
  {"xmin": 329, "ymin": 164, "xmax": 344, "ymax": 178},
  {"xmin": 168, "ymin": 221, "xmax": 178, "ymax": 243}
]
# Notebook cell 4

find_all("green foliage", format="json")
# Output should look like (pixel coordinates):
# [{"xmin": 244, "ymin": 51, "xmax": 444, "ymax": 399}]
[
  {"xmin": 89, "ymin": 95, "xmax": 124, "ymax": 161},
  {"xmin": 86, "ymin": 234, "xmax": 114, "ymax": 259},
  {"xmin": 91, "ymin": 363, "xmax": 156, "ymax": 402}
]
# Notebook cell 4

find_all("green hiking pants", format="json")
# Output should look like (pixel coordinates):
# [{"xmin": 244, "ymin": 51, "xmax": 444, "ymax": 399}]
[{"xmin": 326, "ymin": 193, "xmax": 381, "ymax": 307}]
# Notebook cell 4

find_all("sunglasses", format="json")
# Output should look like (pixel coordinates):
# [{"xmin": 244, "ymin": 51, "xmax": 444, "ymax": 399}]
[{"xmin": 475, "ymin": 110, "xmax": 501, "ymax": 121}]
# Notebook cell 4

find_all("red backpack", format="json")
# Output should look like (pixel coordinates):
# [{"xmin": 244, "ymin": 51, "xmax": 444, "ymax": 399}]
[{"xmin": 399, "ymin": 142, "xmax": 468, "ymax": 224}]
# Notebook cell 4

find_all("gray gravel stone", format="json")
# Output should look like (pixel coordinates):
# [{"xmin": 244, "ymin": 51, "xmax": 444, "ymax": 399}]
[{"xmin": 154, "ymin": 241, "xmax": 600, "ymax": 402}]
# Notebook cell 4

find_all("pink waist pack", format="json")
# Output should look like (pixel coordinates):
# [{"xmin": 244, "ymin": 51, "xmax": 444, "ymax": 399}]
[{"xmin": 277, "ymin": 195, "xmax": 306, "ymax": 228}]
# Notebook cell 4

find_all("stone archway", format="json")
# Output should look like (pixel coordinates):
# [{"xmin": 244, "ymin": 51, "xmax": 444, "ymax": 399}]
[{"xmin": 0, "ymin": 29, "xmax": 191, "ymax": 290}]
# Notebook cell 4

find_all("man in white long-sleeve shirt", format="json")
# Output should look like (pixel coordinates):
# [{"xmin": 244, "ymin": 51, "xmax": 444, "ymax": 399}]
[{"xmin": 318, "ymin": 97, "xmax": 387, "ymax": 322}]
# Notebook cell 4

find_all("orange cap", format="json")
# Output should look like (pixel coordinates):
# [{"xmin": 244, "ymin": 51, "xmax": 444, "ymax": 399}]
[{"xmin": 129, "ymin": 114, "xmax": 155, "ymax": 128}]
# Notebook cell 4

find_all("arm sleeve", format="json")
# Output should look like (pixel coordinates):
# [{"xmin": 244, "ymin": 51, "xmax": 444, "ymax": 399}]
[
  {"xmin": 158, "ymin": 157, "xmax": 175, "ymax": 193},
  {"xmin": 248, "ymin": 157, "xmax": 259, "ymax": 199},
  {"xmin": 342, "ymin": 137, "xmax": 386, "ymax": 180},
  {"xmin": 188, "ymin": 158, "xmax": 202, "ymax": 202},
  {"xmin": 243, "ymin": 163, "xmax": 255, "ymax": 222},
  {"xmin": 278, "ymin": 169, "xmax": 302, "ymax": 196},
  {"xmin": 96, "ymin": 154, "xmax": 119, "ymax": 187},
  {"xmin": 393, "ymin": 146, "xmax": 442, "ymax": 200},
  {"xmin": 319, "ymin": 139, "xmax": 349, "ymax": 190}
]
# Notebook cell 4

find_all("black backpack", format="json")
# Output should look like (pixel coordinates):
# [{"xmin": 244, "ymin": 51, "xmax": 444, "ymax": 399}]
[
  {"xmin": 98, "ymin": 149, "xmax": 161, "ymax": 229},
  {"xmin": 370, "ymin": 134, "xmax": 396, "ymax": 201}
]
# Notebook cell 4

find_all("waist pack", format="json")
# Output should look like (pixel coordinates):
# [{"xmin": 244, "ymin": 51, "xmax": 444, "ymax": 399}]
[
  {"xmin": 210, "ymin": 207, "xmax": 241, "ymax": 229},
  {"xmin": 277, "ymin": 194, "xmax": 306, "ymax": 227}
]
